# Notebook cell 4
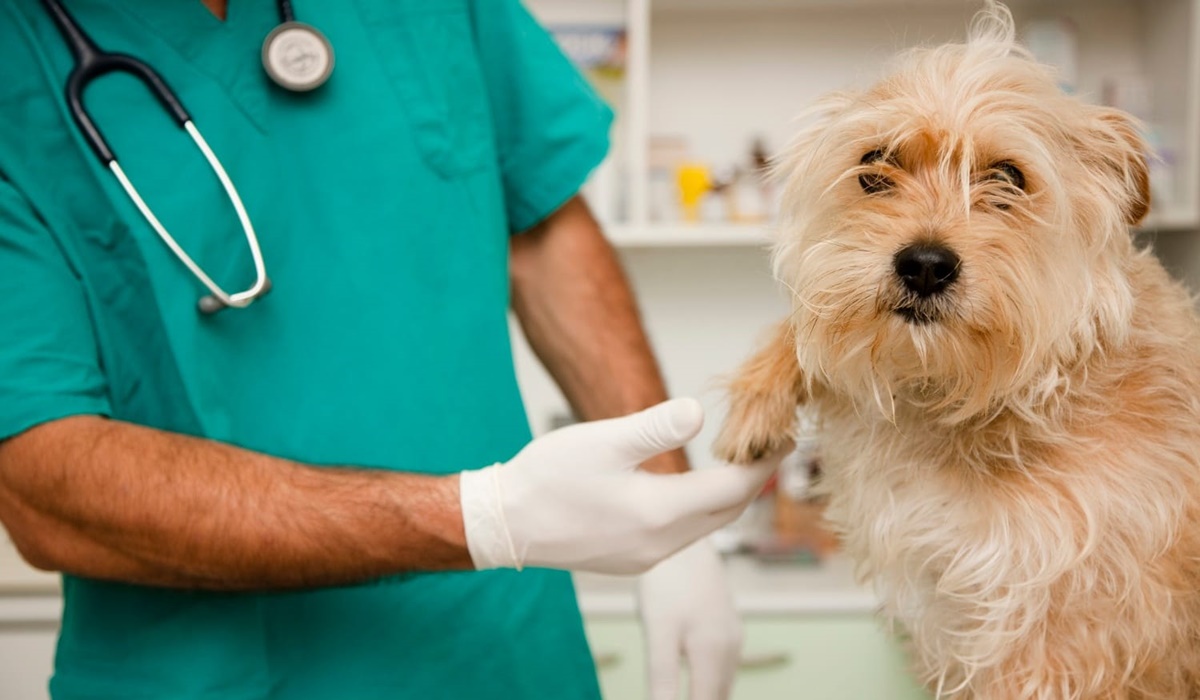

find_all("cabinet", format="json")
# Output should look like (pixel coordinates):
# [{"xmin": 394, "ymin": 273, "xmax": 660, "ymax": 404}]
[
  {"xmin": 0, "ymin": 591, "xmax": 930, "ymax": 700},
  {"xmin": 0, "ymin": 607, "xmax": 931, "ymax": 700},
  {"xmin": 0, "ymin": 540, "xmax": 60, "ymax": 699},
  {"xmin": 574, "ymin": 555, "xmax": 930, "ymax": 700},
  {"xmin": 0, "ymin": 596, "xmax": 60, "ymax": 700},
  {"xmin": 0, "ymin": 626, "xmax": 56, "ymax": 700},
  {"xmin": 585, "ymin": 615, "xmax": 929, "ymax": 700}
]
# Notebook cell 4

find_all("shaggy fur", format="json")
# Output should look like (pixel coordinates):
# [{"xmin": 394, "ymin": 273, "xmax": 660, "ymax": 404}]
[{"xmin": 714, "ymin": 4, "xmax": 1200, "ymax": 698}]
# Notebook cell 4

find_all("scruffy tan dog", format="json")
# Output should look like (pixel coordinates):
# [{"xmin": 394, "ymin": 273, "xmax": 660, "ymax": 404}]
[{"xmin": 714, "ymin": 4, "xmax": 1200, "ymax": 698}]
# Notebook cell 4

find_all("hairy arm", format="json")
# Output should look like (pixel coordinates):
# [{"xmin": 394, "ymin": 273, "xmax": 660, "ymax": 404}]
[
  {"xmin": 510, "ymin": 196, "xmax": 687, "ymax": 474},
  {"xmin": 0, "ymin": 416, "xmax": 469, "ymax": 590}
]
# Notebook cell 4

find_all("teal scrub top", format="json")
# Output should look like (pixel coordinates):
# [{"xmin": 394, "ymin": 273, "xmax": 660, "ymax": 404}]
[{"xmin": 0, "ymin": 1, "xmax": 613, "ymax": 698}]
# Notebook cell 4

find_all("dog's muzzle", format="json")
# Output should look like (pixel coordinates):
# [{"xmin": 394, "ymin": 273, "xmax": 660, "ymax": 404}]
[{"xmin": 892, "ymin": 242, "xmax": 960, "ymax": 324}]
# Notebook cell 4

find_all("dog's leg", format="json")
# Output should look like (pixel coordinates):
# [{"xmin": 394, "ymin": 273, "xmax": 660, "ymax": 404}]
[{"xmin": 714, "ymin": 319, "xmax": 806, "ymax": 464}]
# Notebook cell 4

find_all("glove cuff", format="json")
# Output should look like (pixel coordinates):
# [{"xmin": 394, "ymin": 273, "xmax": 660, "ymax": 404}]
[{"xmin": 459, "ymin": 464, "xmax": 522, "ymax": 571}]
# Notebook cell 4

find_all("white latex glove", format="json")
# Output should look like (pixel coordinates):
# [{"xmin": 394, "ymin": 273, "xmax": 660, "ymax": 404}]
[
  {"xmin": 638, "ymin": 537, "xmax": 741, "ymax": 700},
  {"xmin": 459, "ymin": 398, "xmax": 777, "ymax": 575}
]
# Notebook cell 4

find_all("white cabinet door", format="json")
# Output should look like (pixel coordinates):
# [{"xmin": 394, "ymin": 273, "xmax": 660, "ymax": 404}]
[{"xmin": 0, "ymin": 624, "xmax": 56, "ymax": 700}]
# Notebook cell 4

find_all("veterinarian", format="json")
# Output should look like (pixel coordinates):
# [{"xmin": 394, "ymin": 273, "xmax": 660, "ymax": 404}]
[{"xmin": 0, "ymin": 1, "xmax": 778, "ymax": 699}]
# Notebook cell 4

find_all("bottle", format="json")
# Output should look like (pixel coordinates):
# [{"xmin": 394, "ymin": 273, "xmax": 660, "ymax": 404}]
[{"xmin": 676, "ymin": 163, "xmax": 712, "ymax": 223}]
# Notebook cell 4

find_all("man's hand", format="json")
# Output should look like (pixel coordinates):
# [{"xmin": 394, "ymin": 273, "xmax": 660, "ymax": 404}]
[
  {"xmin": 634, "ymin": 445, "xmax": 789, "ymax": 700},
  {"xmin": 638, "ymin": 537, "xmax": 741, "ymax": 700},
  {"xmin": 459, "ymin": 399, "xmax": 777, "ymax": 575}
]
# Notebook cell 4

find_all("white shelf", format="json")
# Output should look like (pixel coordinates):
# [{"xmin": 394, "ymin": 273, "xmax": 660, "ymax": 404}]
[
  {"xmin": 0, "ymin": 595, "xmax": 60, "ymax": 626},
  {"xmin": 607, "ymin": 222, "xmax": 773, "ymax": 247},
  {"xmin": 651, "ymin": 0, "xmax": 1198, "ymax": 235},
  {"xmin": 536, "ymin": 0, "xmax": 1199, "ymax": 236},
  {"xmin": 603, "ymin": 206, "xmax": 1199, "ymax": 249}
]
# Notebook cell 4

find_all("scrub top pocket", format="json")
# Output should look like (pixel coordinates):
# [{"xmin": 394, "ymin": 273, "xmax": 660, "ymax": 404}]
[{"xmin": 354, "ymin": 0, "xmax": 493, "ymax": 179}]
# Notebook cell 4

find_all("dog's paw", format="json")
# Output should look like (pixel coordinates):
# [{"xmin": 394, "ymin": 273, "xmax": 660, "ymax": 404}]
[{"xmin": 714, "ymin": 392, "xmax": 797, "ymax": 464}]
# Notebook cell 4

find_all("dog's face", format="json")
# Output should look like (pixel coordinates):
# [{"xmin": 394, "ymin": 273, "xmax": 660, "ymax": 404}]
[{"xmin": 774, "ymin": 5, "xmax": 1150, "ymax": 421}]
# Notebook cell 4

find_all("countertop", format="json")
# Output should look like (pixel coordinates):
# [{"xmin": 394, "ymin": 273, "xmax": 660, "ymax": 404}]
[
  {"xmin": 573, "ymin": 553, "xmax": 878, "ymax": 616},
  {"xmin": 0, "ymin": 535, "xmax": 58, "ymax": 595}
]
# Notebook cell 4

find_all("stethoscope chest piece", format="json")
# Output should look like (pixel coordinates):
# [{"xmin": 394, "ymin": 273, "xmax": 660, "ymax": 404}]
[{"xmin": 262, "ymin": 21, "xmax": 333, "ymax": 92}]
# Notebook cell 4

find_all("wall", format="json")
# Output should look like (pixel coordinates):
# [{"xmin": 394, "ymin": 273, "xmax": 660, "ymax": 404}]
[
  {"xmin": 1144, "ymin": 230, "xmax": 1200, "ymax": 289},
  {"xmin": 511, "ymin": 245, "xmax": 790, "ymax": 467}
]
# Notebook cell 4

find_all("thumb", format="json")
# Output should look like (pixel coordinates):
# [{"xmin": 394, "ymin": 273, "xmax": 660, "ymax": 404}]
[
  {"xmin": 671, "ymin": 447, "xmax": 789, "ymax": 515},
  {"xmin": 608, "ymin": 398, "xmax": 705, "ymax": 465}
]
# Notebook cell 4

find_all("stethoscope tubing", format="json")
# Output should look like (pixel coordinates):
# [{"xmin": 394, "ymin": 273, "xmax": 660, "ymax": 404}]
[
  {"xmin": 108, "ymin": 124, "xmax": 269, "ymax": 310},
  {"xmin": 40, "ymin": 0, "xmax": 271, "ymax": 314},
  {"xmin": 41, "ymin": 0, "xmax": 190, "ymax": 163}
]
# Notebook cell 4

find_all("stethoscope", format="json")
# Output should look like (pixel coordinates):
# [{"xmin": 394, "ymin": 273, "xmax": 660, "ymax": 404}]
[{"xmin": 40, "ymin": 0, "xmax": 335, "ymax": 314}]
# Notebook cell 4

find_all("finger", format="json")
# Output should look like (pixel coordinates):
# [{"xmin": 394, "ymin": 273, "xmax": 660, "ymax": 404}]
[
  {"xmin": 610, "ymin": 398, "xmax": 705, "ymax": 466},
  {"xmin": 669, "ymin": 457, "xmax": 781, "ymax": 515},
  {"xmin": 645, "ymin": 628, "xmax": 683, "ymax": 700}
]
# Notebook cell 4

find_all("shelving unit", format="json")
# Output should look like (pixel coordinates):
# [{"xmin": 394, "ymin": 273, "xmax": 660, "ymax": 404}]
[
  {"xmin": 531, "ymin": 0, "xmax": 1200, "ymax": 242},
  {"xmin": 606, "ymin": 206, "xmax": 1195, "ymax": 247}
]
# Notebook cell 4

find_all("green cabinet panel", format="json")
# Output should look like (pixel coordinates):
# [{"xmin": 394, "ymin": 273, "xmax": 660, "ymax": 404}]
[{"xmin": 584, "ymin": 614, "xmax": 932, "ymax": 700}]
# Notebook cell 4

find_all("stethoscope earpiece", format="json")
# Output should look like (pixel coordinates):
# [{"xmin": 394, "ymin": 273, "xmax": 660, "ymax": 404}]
[{"xmin": 197, "ymin": 295, "xmax": 227, "ymax": 316}]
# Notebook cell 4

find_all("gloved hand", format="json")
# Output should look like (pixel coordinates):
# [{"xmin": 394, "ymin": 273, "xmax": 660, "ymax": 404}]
[
  {"xmin": 637, "ymin": 537, "xmax": 741, "ymax": 700},
  {"xmin": 458, "ymin": 398, "xmax": 778, "ymax": 575}
]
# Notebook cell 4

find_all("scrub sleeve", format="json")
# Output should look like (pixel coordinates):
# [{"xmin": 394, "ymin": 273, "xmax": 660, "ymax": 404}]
[
  {"xmin": 0, "ymin": 175, "xmax": 111, "ymax": 439},
  {"xmin": 470, "ymin": 0, "xmax": 615, "ymax": 232}
]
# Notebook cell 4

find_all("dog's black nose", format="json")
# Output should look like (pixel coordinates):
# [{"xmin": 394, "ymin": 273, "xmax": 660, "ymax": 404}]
[{"xmin": 894, "ymin": 243, "xmax": 960, "ymax": 297}]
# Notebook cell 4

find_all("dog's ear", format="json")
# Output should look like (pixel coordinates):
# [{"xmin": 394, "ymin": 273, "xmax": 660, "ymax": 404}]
[{"xmin": 1080, "ymin": 107, "xmax": 1151, "ymax": 227}]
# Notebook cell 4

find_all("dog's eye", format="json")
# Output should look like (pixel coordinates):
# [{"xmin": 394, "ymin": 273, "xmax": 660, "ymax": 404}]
[
  {"xmin": 859, "ymin": 149, "xmax": 895, "ymax": 195},
  {"xmin": 987, "ymin": 161, "xmax": 1026, "ymax": 191}
]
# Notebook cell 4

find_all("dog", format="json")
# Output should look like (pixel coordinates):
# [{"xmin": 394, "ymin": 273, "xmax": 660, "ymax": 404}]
[{"xmin": 714, "ymin": 4, "xmax": 1200, "ymax": 698}]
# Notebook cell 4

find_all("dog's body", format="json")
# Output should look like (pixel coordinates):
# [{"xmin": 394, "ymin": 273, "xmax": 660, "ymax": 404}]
[{"xmin": 715, "ymin": 5, "xmax": 1200, "ymax": 698}]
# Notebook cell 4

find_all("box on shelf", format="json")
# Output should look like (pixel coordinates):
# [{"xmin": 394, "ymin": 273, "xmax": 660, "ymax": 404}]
[{"xmin": 549, "ymin": 24, "xmax": 629, "ymax": 224}]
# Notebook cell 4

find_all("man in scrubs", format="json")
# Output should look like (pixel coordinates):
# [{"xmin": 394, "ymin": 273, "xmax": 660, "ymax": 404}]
[{"xmin": 0, "ymin": 1, "xmax": 781, "ymax": 699}]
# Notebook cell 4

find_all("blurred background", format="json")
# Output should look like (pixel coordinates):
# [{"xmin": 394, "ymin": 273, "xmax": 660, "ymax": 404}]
[
  {"xmin": 513, "ymin": 0, "xmax": 1200, "ymax": 697},
  {"xmin": 2, "ymin": 1, "xmax": 1197, "ymax": 698}
]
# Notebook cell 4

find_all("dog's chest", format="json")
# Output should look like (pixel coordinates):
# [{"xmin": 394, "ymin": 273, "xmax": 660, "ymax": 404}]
[{"xmin": 815, "ymin": 411, "xmax": 1017, "ymax": 623}]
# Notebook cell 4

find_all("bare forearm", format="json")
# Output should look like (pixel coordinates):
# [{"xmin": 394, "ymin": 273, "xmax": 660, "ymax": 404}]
[
  {"xmin": 510, "ymin": 196, "xmax": 687, "ymax": 473},
  {"xmin": 0, "ymin": 416, "xmax": 469, "ymax": 590}
]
